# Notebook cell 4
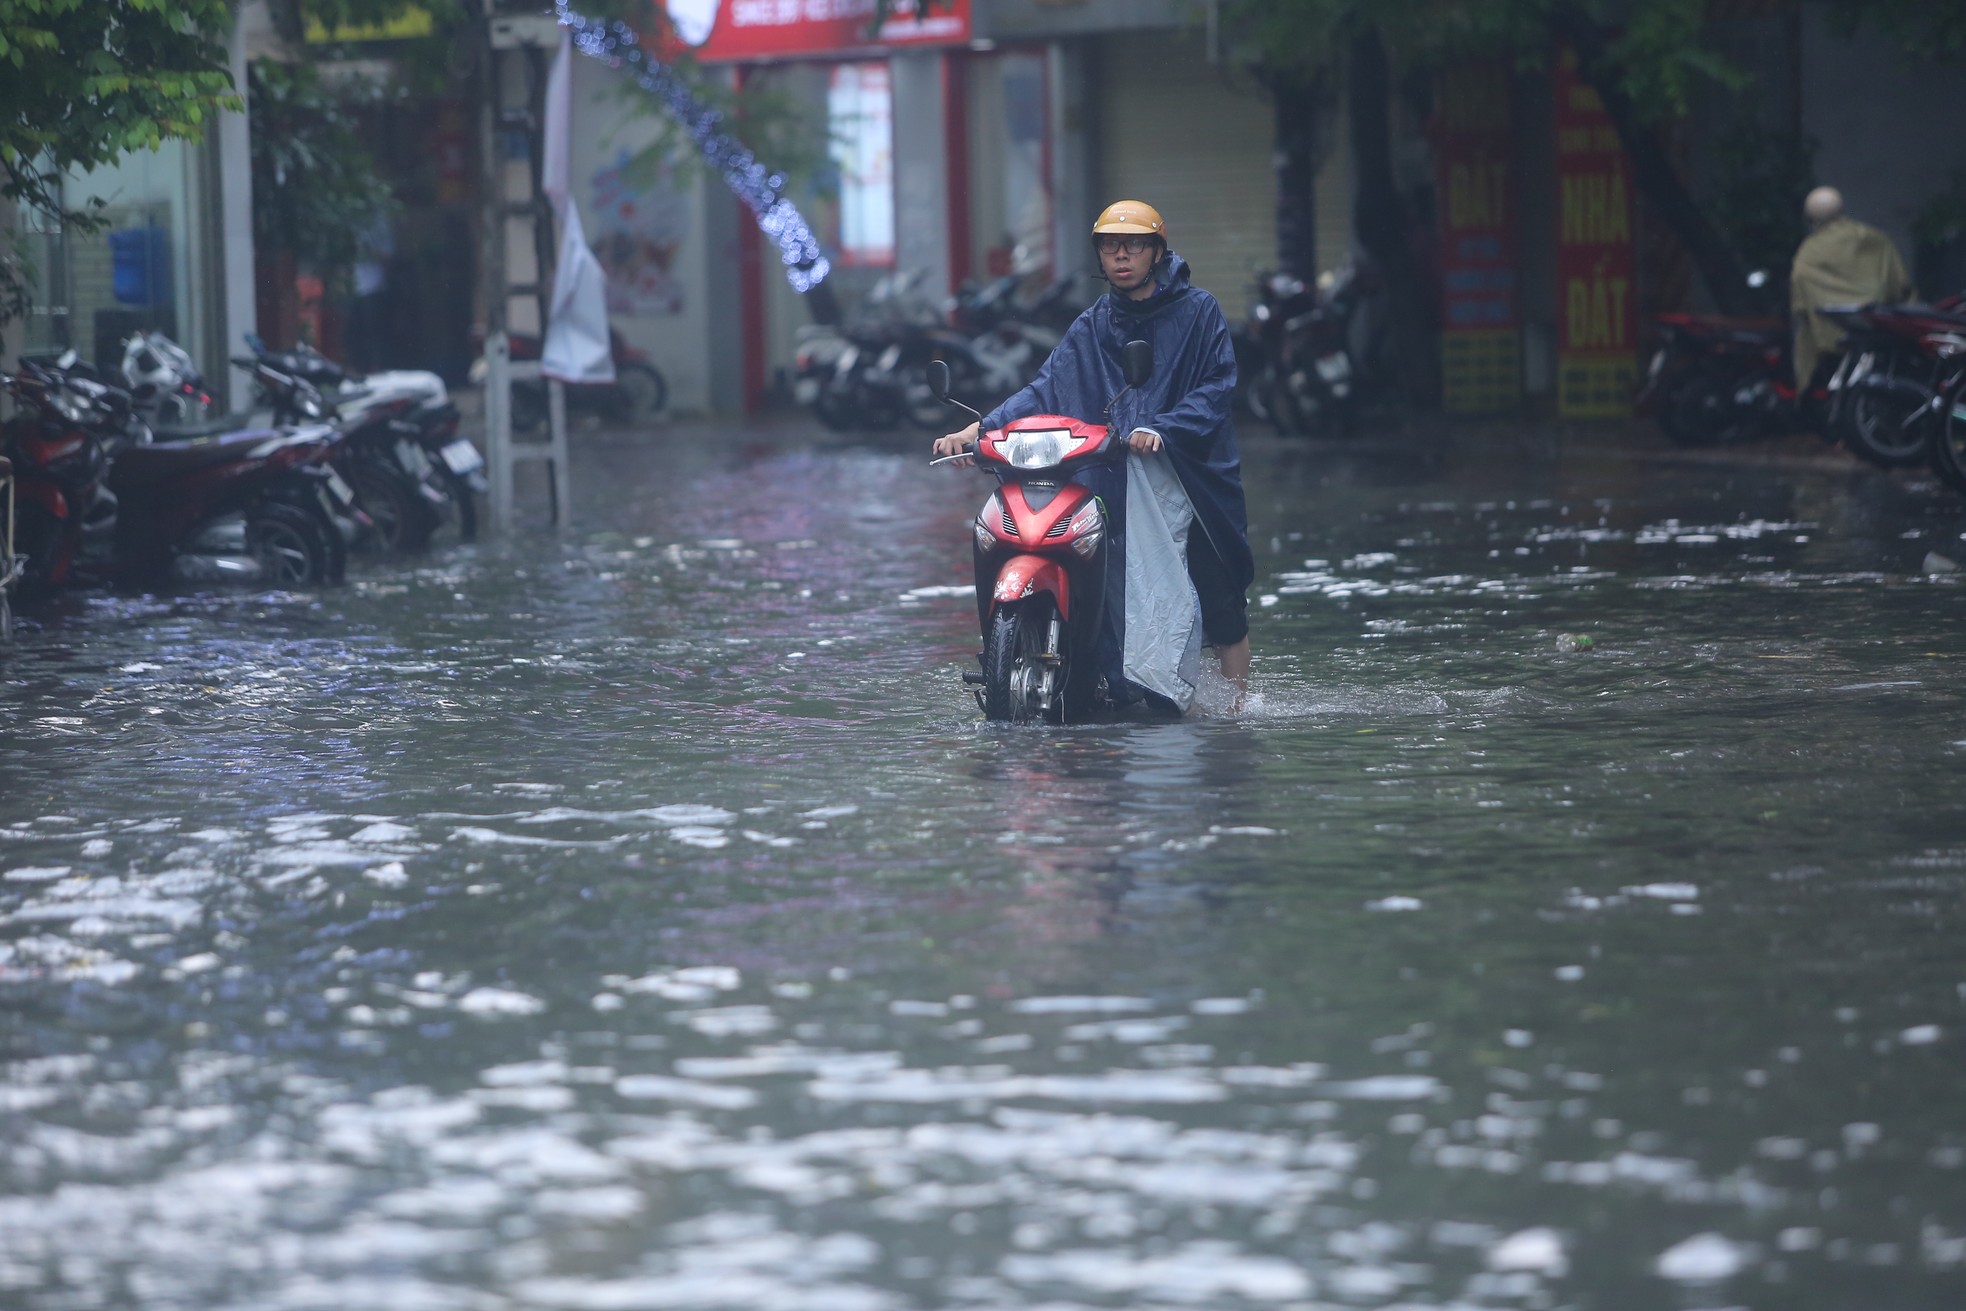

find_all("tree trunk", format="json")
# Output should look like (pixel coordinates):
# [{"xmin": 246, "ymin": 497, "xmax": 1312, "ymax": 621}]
[
  {"xmin": 1348, "ymin": 27, "xmax": 1440, "ymax": 408},
  {"xmin": 1547, "ymin": 6, "xmax": 1758, "ymax": 316},
  {"xmin": 1266, "ymin": 67, "xmax": 1322, "ymax": 283}
]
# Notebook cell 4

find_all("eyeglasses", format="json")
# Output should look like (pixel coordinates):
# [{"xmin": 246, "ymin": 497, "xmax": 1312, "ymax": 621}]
[{"xmin": 1096, "ymin": 236, "xmax": 1155, "ymax": 256}]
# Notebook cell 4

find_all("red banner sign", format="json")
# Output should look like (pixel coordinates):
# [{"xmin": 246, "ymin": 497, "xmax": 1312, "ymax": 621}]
[
  {"xmin": 1434, "ymin": 61, "xmax": 1520, "ymax": 414},
  {"xmin": 661, "ymin": 0, "xmax": 971, "ymax": 62},
  {"xmin": 1553, "ymin": 45, "xmax": 1636, "ymax": 418}
]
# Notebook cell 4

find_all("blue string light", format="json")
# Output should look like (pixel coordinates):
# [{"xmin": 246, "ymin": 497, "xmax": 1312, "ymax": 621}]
[{"xmin": 554, "ymin": 2, "xmax": 832, "ymax": 292}]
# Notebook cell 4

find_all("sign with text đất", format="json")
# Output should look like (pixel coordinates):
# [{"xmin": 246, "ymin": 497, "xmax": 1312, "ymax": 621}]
[
  {"xmin": 660, "ymin": 0, "xmax": 970, "ymax": 62},
  {"xmin": 1553, "ymin": 45, "xmax": 1636, "ymax": 418},
  {"xmin": 1434, "ymin": 61, "xmax": 1520, "ymax": 414}
]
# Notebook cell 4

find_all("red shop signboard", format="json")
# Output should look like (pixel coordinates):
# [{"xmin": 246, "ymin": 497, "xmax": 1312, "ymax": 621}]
[
  {"xmin": 1553, "ymin": 44, "xmax": 1636, "ymax": 418},
  {"xmin": 659, "ymin": 0, "xmax": 971, "ymax": 62}
]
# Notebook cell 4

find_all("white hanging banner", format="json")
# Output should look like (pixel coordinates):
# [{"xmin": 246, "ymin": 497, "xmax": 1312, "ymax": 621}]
[
  {"xmin": 539, "ymin": 30, "xmax": 615, "ymax": 384},
  {"xmin": 542, "ymin": 30, "xmax": 573, "ymax": 210},
  {"xmin": 542, "ymin": 201, "xmax": 616, "ymax": 384}
]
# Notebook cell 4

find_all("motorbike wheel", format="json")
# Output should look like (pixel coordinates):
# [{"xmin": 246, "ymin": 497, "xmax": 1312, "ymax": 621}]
[
  {"xmin": 343, "ymin": 456, "xmax": 437, "ymax": 554},
  {"xmin": 1657, "ymin": 370, "xmax": 1754, "ymax": 447},
  {"xmin": 247, "ymin": 502, "xmax": 338, "ymax": 587},
  {"xmin": 812, "ymin": 387, "xmax": 860, "ymax": 432},
  {"xmin": 440, "ymin": 468, "xmax": 480, "ymax": 541},
  {"xmin": 600, "ymin": 362, "xmax": 668, "ymax": 424},
  {"xmin": 982, "ymin": 598, "xmax": 1067, "ymax": 725},
  {"xmin": 1843, "ymin": 382, "xmax": 1934, "ymax": 468},
  {"xmin": 1931, "ymin": 387, "xmax": 1966, "ymax": 495}
]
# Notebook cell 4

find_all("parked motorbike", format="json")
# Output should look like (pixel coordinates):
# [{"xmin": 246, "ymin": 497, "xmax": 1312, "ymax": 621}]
[
  {"xmin": 1927, "ymin": 351, "xmax": 1966, "ymax": 497},
  {"xmin": 243, "ymin": 335, "xmax": 484, "ymax": 544},
  {"xmin": 0, "ymin": 357, "xmax": 121, "ymax": 590},
  {"xmin": 1817, "ymin": 298, "xmax": 1966, "ymax": 467},
  {"xmin": 892, "ymin": 273, "xmax": 1077, "ymax": 430},
  {"xmin": 794, "ymin": 270, "xmax": 937, "ymax": 433},
  {"xmin": 1244, "ymin": 261, "xmax": 1376, "ymax": 436},
  {"xmin": 925, "ymin": 340, "xmax": 1154, "ymax": 724},
  {"xmin": 1, "ymin": 353, "xmax": 360, "ymax": 590},
  {"xmin": 0, "ymin": 453, "xmax": 17, "ymax": 638},
  {"xmin": 1637, "ymin": 309, "xmax": 1802, "ymax": 447},
  {"xmin": 469, "ymin": 327, "xmax": 669, "ymax": 432}
]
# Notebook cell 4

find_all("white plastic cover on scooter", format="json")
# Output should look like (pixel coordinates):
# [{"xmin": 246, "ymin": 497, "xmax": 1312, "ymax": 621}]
[{"xmin": 1123, "ymin": 452, "xmax": 1204, "ymax": 710}]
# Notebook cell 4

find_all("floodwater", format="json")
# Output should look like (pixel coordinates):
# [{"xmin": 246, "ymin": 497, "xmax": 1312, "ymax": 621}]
[{"xmin": 3, "ymin": 415, "xmax": 1965, "ymax": 1310}]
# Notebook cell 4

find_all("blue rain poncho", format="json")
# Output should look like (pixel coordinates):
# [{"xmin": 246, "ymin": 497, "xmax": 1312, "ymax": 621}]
[{"xmin": 981, "ymin": 251, "xmax": 1254, "ymax": 703}]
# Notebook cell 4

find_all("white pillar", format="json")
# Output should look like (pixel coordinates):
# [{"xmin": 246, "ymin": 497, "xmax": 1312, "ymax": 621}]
[
  {"xmin": 1047, "ymin": 42, "xmax": 1093, "ymax": 284},
  {"xmin": 219, "ymin": 10, "xmax": 258, "ymax": 410},
  {"xmin": 890, "ymin": 53, "xmax": 952, "ymax": 301}
]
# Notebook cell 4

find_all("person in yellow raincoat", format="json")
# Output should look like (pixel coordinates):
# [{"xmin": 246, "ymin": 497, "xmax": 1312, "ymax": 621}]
[{"xmin": 1789, "ymin": 186, "xmax": 1913, "ymax": 389}]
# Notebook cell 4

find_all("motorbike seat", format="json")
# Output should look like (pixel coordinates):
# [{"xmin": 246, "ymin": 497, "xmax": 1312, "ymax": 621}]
[
  {"xmin": 149, "ymin": 414, "xmax": 261, "ymax": 443},
  {"xmin": 111, "ymin": 426, "xmax": 289, "ymax": 477}
]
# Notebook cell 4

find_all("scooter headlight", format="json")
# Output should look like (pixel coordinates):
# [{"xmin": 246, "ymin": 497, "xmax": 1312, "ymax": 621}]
[
  {"xmin": 1067, "ymin": 498, "xmax": 1105, "ymax": 558},
  {"xmin": 995, "ymin": 428, "xmax": 1078, "ymax": 469}
]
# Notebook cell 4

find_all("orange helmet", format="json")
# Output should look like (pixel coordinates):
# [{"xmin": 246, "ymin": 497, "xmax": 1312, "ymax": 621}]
[{"xmin": 1091, "ymin": 200, "xmax": 1166, "ymax": 240}]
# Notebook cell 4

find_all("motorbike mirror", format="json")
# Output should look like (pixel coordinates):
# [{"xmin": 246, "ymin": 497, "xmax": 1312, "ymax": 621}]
[
  {"xmin": 1121, "ymin": 339, "xmax": 1154, "ymax": 389},
  {"xmin": 1746, "ymin": 269, "xmax": 1769, "ymax": 289},
  {"xmin": 927, "ymin": 359, "xmax": 952, "ymax": 401}
]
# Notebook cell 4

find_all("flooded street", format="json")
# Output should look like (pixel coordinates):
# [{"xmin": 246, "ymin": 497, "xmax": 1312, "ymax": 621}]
[{"xmin": 4, "ymin": 416, "xmax": 1965, "ymax": 1310}]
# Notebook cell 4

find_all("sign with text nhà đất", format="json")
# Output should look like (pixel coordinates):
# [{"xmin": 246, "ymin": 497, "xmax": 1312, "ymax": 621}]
[{"xmin": 1553, "ymin": 45, "xmax": 1636, "ymax": 418}]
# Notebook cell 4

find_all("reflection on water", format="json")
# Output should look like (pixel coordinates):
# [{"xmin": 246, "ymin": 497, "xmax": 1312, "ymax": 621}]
[{"xmin": 2, "ymin": 423, "xmax": 1965, "ymax": 1309}]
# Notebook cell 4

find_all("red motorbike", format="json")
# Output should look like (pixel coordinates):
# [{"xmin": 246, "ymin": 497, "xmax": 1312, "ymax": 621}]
[
  {"xmin": 470, "ymin": 327, "xmax": 669, "ymax": 431},
  {"xmin": 1636, "ymin": 310, "xmax": 1803, "ymax": 446},
  {"xmin": 927, "ymin": 340, "xmax": 1152, "ymax": 724}
]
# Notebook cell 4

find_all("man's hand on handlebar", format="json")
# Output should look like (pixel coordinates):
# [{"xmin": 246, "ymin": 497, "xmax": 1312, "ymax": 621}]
[
  {"xmin": 932, "ymin": 420, "xmax": 981, "ymax": 467},
  {"xmin": 1127, "ymin": 428, "xmax": 1164, "ymax": 454}
]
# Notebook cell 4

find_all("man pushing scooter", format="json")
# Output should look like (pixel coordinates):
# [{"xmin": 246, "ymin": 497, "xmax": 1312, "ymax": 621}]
[{"xmin": 934, "ymin": 200, "xmax": 1254, "ymax": 711}]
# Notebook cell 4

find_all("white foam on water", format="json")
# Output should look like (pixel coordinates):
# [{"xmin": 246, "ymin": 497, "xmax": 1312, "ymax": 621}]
[
  {"xmin": 4, "ymin": 866, "xmax": 72, "ymax": 882},
  {"xmin": 614, "ymin": 1074, "xmax": 759, "ymax": 1110},
  {"xmin": 1001, "ymin": 1243, "xmax": 1311, "ymax": 1301},
  {"xmin": 1655, "ymin": 1231, "xmax": 1755, "ymax": 1282},
  {"xmin": 1488, "ymin": 1226, "xmax": 1568, "ymax": 1275},
  {"xmin": 1010, "ymin": 996, "xmax": 1155, "ymax": 1015},
  {"xmin": 1317, "ymin": 1076, "xmax": 1444, "ymax": 1101},
  {"xmin": 455, "ymin": 987, "xmax": 546, "ymax": 1017},
  {"xmin": 806, "ymin": 1067, "xmax": 1225, "ymax": 1106}
]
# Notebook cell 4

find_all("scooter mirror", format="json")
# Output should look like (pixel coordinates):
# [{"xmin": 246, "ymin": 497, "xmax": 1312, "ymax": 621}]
[
  {"xmin": 927, "ymin": 359, "xmax": 952, "ymax": 401},
  {"xmin": 1122, "ymin": 339, "xmax": 1154, "ymax": 389}
]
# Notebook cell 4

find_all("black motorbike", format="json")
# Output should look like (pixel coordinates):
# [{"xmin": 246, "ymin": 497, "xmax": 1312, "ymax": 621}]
[
  {"xmin": 1244, "ymin": 261, "xmax": 1377, "ymax": 436},
  {"xmin": 242, "ymin": 336, "xmax": 484, "ymax": 545}
]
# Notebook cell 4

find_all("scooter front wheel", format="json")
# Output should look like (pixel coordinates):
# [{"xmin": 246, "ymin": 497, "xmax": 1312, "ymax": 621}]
[{"xmin": 982, "ymin": 597, "xmax": 1069, "ymax": 724}]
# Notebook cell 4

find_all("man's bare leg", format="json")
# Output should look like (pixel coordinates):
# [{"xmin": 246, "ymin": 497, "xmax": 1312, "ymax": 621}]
[{"xmin": 1218, "ymin": 637, "xmax": 1250, "ymax": 709}]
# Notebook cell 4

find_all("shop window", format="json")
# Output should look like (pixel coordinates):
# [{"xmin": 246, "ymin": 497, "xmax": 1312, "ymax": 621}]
[{"xmin": 828, "ymin": 63, "xmax": 895, "ymax": 267}]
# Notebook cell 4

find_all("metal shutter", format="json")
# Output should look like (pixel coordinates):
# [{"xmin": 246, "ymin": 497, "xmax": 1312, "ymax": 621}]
[{"xmin": 1093, "ymin": 29, "xmax": 1277, "ymax": 318}]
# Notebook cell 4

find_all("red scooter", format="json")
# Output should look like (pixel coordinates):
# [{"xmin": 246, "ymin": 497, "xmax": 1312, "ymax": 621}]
[{"xmin": 927, "ymin": 340, "xmax": 1152, "ymax": 724}]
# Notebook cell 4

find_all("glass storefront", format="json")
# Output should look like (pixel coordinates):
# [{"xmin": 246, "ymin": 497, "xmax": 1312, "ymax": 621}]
[{"xmin": 15, "ymin": 140, "xmax": 211, "ymax": 379}]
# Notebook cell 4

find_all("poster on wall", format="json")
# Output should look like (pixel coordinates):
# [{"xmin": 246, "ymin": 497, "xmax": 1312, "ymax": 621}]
[
  {"xmin": 590, "ymin": 151, "xmax": 692, "ymax": 317},
  {"xmin": 661, "ymin": 0, "xmax": 970, "ymax": 62},
  {"xmin": 1553, "ymin": 45, "xmax": 1637, "ymax": 419},
  {"xmin": 1434, "ymin": 61, "xmax": 1520, "ymax": 414}
]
